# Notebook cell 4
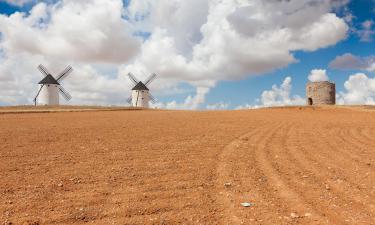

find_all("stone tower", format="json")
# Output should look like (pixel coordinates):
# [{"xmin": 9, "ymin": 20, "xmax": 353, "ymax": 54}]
[{"xmin": 306, "ymin": 81, "xmax": 336, "ymax": 105}]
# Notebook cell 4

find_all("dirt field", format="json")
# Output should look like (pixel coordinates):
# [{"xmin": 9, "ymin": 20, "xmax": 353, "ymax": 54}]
[{"xmin": 1, "ymin": 106, "xmax": 374, "ymax": 225}]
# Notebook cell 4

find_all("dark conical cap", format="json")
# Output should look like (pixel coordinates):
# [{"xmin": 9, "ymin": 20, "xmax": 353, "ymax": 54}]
[
  {"xmin": 38, "ymin": 74, "xmax": 60, "ymax": 85},
  {"xmin": 132, "ymin": 82, "xmax": 149, "ymax": 91}
]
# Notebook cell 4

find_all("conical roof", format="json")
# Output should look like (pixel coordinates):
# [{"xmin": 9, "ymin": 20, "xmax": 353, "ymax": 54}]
[
  {"xmin": 132, "ymin": 82, "xmax": 149, "ymax": 91},
  {"xmin": 38, "ymin": 74, "xmax": 60, "ymax": 85}
]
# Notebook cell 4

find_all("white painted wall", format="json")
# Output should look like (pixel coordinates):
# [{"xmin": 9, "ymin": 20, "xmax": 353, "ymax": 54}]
[
  {"xmin": 37, "ymin": 84, "xmax": 60, "ymax": 106},
  {"xmin": 132, "ymin": 90, "xmax": 149, "ymax": 108}
]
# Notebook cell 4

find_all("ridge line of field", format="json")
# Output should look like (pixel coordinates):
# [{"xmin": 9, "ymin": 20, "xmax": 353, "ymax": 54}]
[{"xmin": 0, "ymin": 107, "xmax": 147, "ymax": 115}]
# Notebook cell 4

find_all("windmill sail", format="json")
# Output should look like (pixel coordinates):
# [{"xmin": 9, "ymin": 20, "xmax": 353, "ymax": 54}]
[
  {"xmin": 56, "ymin": 66, "xmax": 73, "ymax": 82},
  {"xmin": 58, "ymin": 86, "xmax": 72, "ymax": 101},
  {"xmin": 128, "ymin": 73, "xmax": 140, "ymax": 85},
  {"xmin": 145, "ymin": 73, "xmax": 157, "ymax": 86},
  {"xmin": 126, "ymin": 96, "xmax": 132, "ymax": 104},
  {"xmin": 149, "ymin": 94, "xmax": 157, "ymax": 103},
  {"xmin": 38, "ymin": 64, "xmax": 50, "ymax": 77}
]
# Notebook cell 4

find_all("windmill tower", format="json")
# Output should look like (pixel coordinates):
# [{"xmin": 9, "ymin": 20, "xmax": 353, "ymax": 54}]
[
  {"xmin": 34, "ymin": 64, "xmax": 73, "ymax": 106},
  {"xmin": 127, "ymin": 73, "xmax": 157, "ymax": 108}
]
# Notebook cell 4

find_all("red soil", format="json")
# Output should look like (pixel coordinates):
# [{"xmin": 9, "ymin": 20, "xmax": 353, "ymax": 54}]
[{"xmin": 0, "ymin": 107, "xmax": 374, "ymax": 224}]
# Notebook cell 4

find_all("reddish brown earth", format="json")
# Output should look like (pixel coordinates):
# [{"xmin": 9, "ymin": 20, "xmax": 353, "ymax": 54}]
[{"xmin": 0, "ymin": 106, "xmax": 375, "ymax": 225}]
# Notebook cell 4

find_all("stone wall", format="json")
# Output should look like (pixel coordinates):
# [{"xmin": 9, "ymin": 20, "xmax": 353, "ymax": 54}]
[{"xmin": 306, "ymin": 81, "xmax": 336, "ymax": 105}]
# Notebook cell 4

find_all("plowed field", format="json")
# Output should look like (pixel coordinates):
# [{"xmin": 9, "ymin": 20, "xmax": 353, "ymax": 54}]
[{"xmin": 1, "ymin": 107, "xmax": 374, "ymax": 224}]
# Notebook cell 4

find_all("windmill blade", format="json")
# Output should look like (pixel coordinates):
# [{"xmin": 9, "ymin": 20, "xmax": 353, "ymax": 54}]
[
  {"xmin": 38, "ymin": 64, "xmax": 50, "ymax": 77},
  {"xmin": 144, "ymin": 73, "xmax": 157, "ymax": 86},
  {"xmin": 149, "ymin": 94, "xmax": 157, "ymax": 103},
  {"xmin": 126, "ymin": 96, "xmax": 132, "ymax": 104},
  {"xmin": 33, "ymin": 84, "xmax": 44, "ymax": 105},
  {"xmin": 58, "ymin": 86, "xmax": 72, "ymax": 101},
  {"xmin": 128, "ymin": 73, "xmax": 139, "ymax": 85},
  {"xmin": 56, "ymin": 66, "xmax": 73, "ymax": 82}
]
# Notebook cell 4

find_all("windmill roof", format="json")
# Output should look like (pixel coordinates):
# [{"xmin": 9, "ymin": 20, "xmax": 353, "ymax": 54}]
[
  {"xmin": 132, "ymin": 82, "xmax": 149, "ymax": 91},
  {"xmin": 38, "ymin": 74, "xmax": 60, "ymax": 85}
]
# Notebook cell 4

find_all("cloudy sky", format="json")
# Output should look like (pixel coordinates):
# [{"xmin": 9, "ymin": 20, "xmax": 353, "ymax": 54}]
[{"xmin": 0, "ymin": 0, "xmax": 374, "ymax": 109}]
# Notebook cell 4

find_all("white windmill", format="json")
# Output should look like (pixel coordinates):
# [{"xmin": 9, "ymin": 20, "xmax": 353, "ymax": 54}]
[
  {"xmin": 34, "ymin": 64, "xmax": 73, "ymax": 106},
  {"xmin": 127, "ymin": 73, "xmax": 157, "ymax": 108}
]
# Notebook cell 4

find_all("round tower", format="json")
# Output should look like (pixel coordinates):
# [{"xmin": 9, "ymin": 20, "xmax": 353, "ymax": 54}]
[
  {"xmin": 37, "ymin": 74, "xmax": 60, "ymax": 106},
  {"xmin": 132, "ymin": 90, "xmax": 150, "ymax": 108},
  {"xmin": 131, "ymin": 81, "xmax": 150, "ymax": 108},
  {"xmin": 38, "ymin": 84, "xmax": 60, "ymax": 106},
  {"xmin": 306, "ymin": 81, "xmax": 336, "ymax": 105}
]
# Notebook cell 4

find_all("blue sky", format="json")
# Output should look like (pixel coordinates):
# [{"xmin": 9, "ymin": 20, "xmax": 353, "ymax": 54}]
[
  {"xmin": 204, "ymin": 0, "xmax": 375, "ymax": 108},
  {"xmin": 0, "ymin": 0, "xmax": 375, "ymax": 109}
]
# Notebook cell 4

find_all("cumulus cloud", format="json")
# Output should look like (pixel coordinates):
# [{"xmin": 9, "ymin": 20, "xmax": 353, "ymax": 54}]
[
  {"xmin": 337, "ymin": 73, "xmax": 375, "ymax": 105},
  {"xmin": 308, "ymin": 69, "xmax": 329, "ymax": 82},
  {"xmin": 62, "ymin": 64, "xmax": 129, "ymax": 106},
  {"xmin": 206, "ymin": 102, "xmax": 229, "ymax": 110},
  {"xmin": 0, "ymin": 53, "xmax": 39, "ymax": 105},
  {"xmin": 260, "ymin": 77, "xmax": 305, "ymax": 107},
  {"xmin": 236, "ymin": 77, "xmax": 304, "ymax": 109},
  {"xmin": 125, "ymin": 0, "xmax": 348, "ymax": 82},
  {"xmin": 0, "ymin": 0, "xmax": 350, "ymax": 107},
  {"xmin": 151, "ymin": 87, "xmax": 210, "ymax": 110},
  {"xmin": 0, "ymin": 0, "xmax": 140, "ymax": 63},
  {"xmin": 329, "ymin": 53, "xmax": 375, "ymax": 72}
]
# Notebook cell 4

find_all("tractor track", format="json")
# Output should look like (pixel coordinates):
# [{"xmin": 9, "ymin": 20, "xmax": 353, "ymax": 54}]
[
  {"xmin": 214, "ymin": 116, "xmax": 375, "ymax": 224},
  {"xmin": 1, "ymin": 107, "xmax": 375, "ymax": 224}
]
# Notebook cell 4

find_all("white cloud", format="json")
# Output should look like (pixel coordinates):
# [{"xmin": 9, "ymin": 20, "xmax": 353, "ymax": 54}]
[
  {"xmin": 236, "ymin": 76, "xmax": 304, "ymax": 109},
  {"xmin": 125, "ymin": 0, "xmax": 348, "ymax": 82},
  {"xmin": 0, "ymin": 0, "xmax": 350, "ymax": 107},
  {"xmin": 338, "ymin": 73, "xmax": 375, "ymax": 105},
  {"xmin": 308, "ymin": 69, "xmax": 329, "ymax": 82},
  {"xmin": 0, "ymin": 53, "xmax": 38, "ymax": 105},
  {"xmin": 260, "ymin": 77, "xmax": 305, "ymax": 107},
  {"xmin": 151, "ymin": 87, "xmax": 210, "ymax": 110},
  {"xmin": 329, "ymin": 53, "xmax": 375, "ymax": 72},
  {"xmin": 62, "ymin": 64, "xmax": 129, "ymax": 106},
  {"xmin": 206, "ymin": 102, "xmax": 229, "ymax": 110},
  {"xmin": 0, "ymin": 0, "xmax": 140, "ymax": 63},
  {"xmin": 235, "ymin": 104, "xmax": 253, "ymax": 110}
]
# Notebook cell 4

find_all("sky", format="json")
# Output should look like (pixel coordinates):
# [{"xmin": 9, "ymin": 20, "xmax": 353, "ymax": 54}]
[{"xmin": 0, "ymin": 0, "xmax": 374, "ymax": 110}]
